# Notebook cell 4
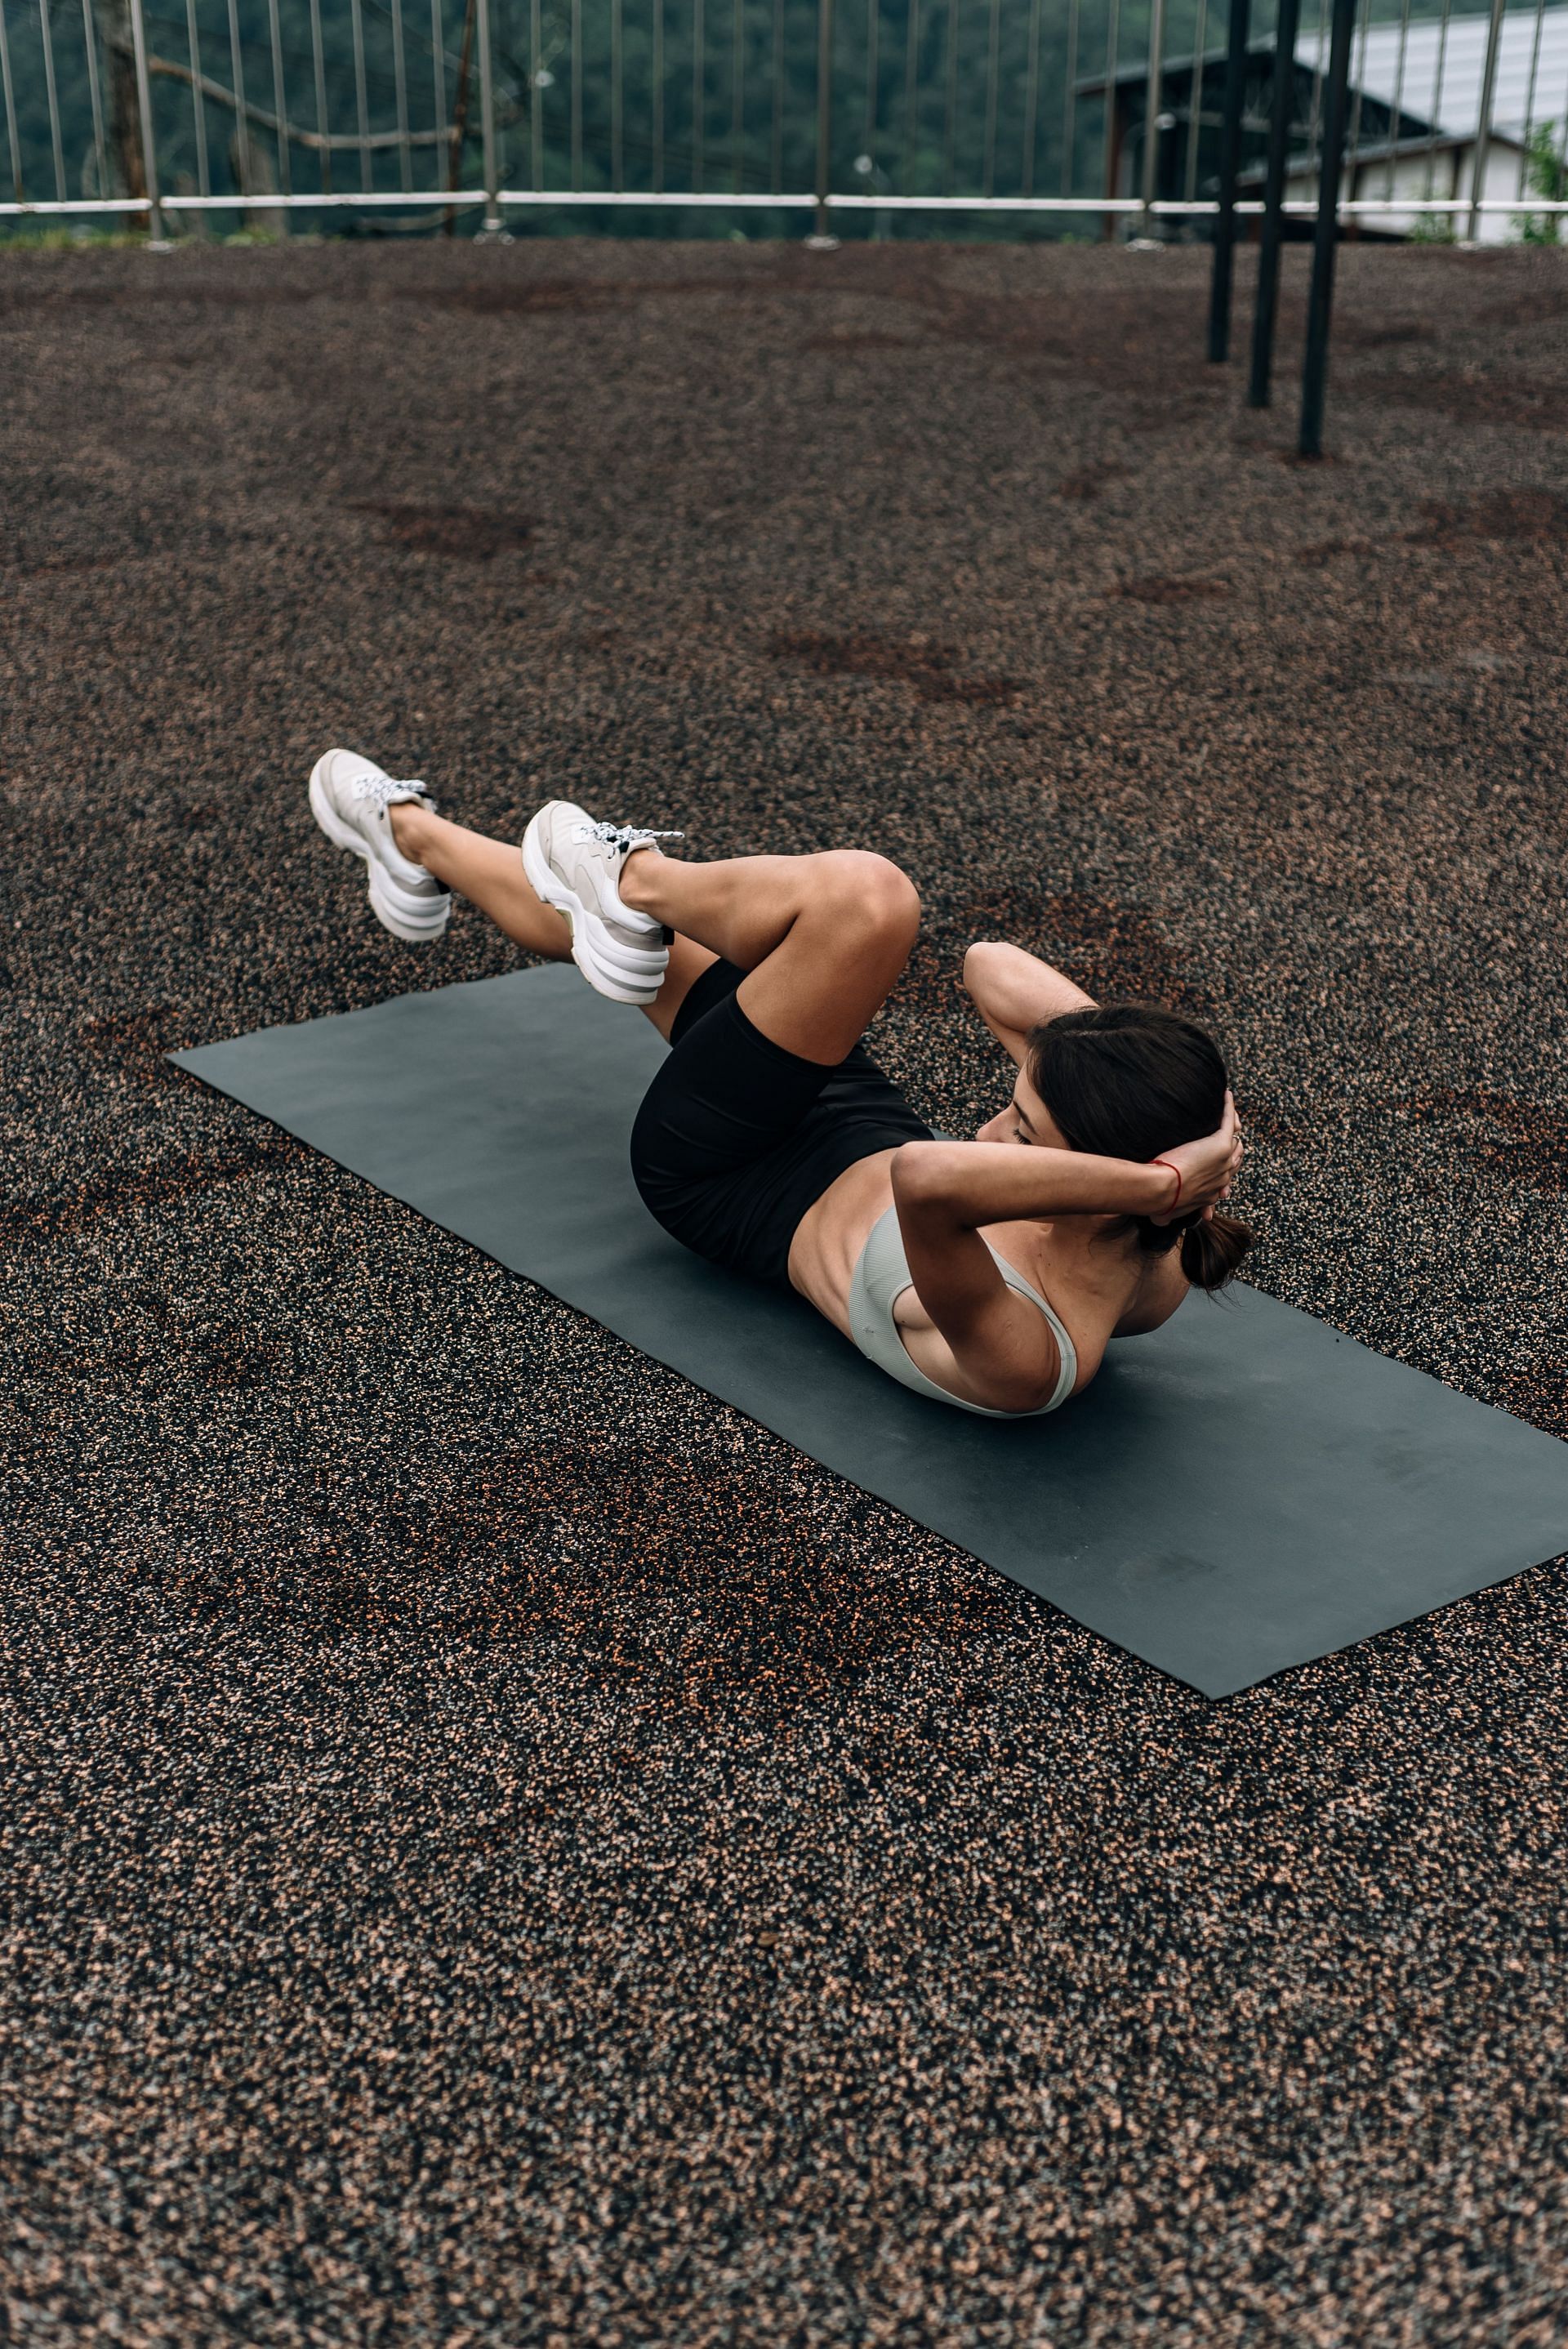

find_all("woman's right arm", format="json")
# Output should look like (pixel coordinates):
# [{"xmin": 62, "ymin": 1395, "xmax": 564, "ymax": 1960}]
[
  {"xmin": 962, "ymin": 942, "xmax": 1096, "ymax": 1067},
  {"xmin": 888, "ymin": 1106, "xmax": 1241, "ymax": 1411},
  {"xmin": 886, "ymin": 1143, "xmax": 1179, "ymax": 1411}
]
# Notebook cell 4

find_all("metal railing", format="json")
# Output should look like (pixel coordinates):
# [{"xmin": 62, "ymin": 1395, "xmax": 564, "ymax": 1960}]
[{"xmin": 4, "ymin": 0, "xmax": 1568, "ymax": 237}]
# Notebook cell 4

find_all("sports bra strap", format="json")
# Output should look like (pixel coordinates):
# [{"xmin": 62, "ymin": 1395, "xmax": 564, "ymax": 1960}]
[{"xmin": 848, "ymin": 1207, "xmax": 1078, "ymax": 1417}]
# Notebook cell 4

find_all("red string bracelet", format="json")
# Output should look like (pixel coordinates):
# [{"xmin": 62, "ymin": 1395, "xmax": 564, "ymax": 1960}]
[{"xmin": 1151, "ymin": 1158, "xmax": 1183, "ymax": 1211}]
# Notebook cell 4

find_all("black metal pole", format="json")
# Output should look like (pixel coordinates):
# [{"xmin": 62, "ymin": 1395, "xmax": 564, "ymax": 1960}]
[
  {"xmin": 1207, "ymin": 0, "xmax": 1251, "ymax": 362},
  {"xmin": 810, "ymin": 0, "xmax": 836, "ymax": 244},
  {"xmin": 1298, "ymin": 0, "xmax": 1358, "ymax": 456},
  {"xmin": 1246, "ymin": 0, "xmax": 1301, "ymax": 408}
]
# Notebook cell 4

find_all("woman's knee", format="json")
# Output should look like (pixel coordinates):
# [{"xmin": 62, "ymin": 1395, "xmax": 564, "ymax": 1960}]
[{"xmin": 813, "ymin": 850, "xmax": 921, "ymax": 946}]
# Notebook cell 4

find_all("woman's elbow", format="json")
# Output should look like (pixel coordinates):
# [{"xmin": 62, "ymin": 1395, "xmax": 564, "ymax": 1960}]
[
  {"xmin": 890, "ymin": 1139, "xmax": 959, "ymax": 1207},
  {"xmin": 962, "ymin": 939, "xmax": 1010, "ymax": 988}
]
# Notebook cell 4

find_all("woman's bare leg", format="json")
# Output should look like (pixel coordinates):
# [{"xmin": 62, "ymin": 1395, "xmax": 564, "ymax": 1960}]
[
  {"xmin": 620, "ymin": 846, "xmax": 920, "ymax": 1066},
  {"xmin": 383, "ymin": 805, "xmax": 920, "ymax": 1061},
  {"xmin": 386, "ymin": 802, "xmax": 719, "ymax": 1040},
  {"xmin": 389, "ymin": 803, "xmax": 572, "ymax": 960}
]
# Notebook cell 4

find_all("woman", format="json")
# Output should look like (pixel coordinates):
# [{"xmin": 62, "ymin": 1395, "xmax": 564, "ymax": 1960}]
[{"xmin": 310, "ymin": 748, "xmax": 1249, "ymax": 1417}]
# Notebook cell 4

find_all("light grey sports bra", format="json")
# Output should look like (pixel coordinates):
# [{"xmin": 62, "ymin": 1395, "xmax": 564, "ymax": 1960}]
[{"xmin": 848, "ymin": 1206, "xmax": 1078, "ymax": 1418}]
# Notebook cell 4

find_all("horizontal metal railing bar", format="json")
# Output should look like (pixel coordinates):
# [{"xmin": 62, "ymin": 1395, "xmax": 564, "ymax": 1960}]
[
  {"xmin": 8, "ymin": 192, "xmax": 1568, "ymax": 218},
  {"xmin": 0, "ymin": 190, "xmax": 486, "ymax": 212},
  {"xmin": 480, "ymin": 192, "xmax": 1568, "ymax": 212},
  {"xmin": 172, "ymin": 189, "xmax": 486, "ymax": 204},
  {"xmin": 1303, "ymin": 198, "xmax": 1568, "ymax": 211}
]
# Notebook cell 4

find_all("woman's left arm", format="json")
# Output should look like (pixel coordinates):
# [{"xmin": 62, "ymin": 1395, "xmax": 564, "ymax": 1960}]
[{"xmin": 963, "ymin": 943, "xmax": 1096, "ymax": 1067}]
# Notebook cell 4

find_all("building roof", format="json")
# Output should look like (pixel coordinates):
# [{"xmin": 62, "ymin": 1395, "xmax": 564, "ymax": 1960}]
[
  {"xmin": 1234, "ymin": 129, "xmax": 1518, "ymax": 186},
  {"xmin": 1342, "ymin": 7, "xmax": 1568, "ymax": 143},
  {"xmin": 1080, "ymin": 6, "xmax": 1568, "ymax": 145}
]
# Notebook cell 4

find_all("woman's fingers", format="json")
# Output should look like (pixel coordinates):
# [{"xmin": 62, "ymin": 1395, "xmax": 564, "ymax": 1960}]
[{"xmin": 1147, "ymin": 1097, "xmax": 1246, "ymax": 1228}]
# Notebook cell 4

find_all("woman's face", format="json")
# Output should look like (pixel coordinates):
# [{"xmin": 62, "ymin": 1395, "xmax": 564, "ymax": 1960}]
[{"xmin": 974, "ymin": 1066, "xmax": 1075, "ymax": 1152}]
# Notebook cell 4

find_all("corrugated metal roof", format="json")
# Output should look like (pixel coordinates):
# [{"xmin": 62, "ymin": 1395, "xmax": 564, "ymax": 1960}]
[
  {"xmin": 1302, "ymin": 7, "xmax": 1568, "ymax": 140},
  {"xmin": 1084, "ymin": 8, "xmax": 1568, "ymax": 139}
]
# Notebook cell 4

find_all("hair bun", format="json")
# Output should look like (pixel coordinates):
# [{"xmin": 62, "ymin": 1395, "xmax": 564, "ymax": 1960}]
[{"xmin": 1178, "ymin": 1210, "xmax": 1252, "ymax": 1293}]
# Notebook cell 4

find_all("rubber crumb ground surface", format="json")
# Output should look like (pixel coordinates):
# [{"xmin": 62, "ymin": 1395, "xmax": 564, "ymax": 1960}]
[{"xmin": 4, "ymin": 236, "xmax": 1568, "ymax": 2348}]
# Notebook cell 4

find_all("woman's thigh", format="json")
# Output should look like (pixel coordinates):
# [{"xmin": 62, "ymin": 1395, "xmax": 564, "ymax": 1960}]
[
  {"xmin": 629, "ymin": 968, "xmax": 928, "ymax": 1284},
  {"xmin": 733, "ymin": 851, "xmax": 921, "ymax": 1068}
]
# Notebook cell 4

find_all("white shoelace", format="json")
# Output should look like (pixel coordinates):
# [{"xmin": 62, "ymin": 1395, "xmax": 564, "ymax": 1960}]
[
  {"xmin": 572, "ymin": 820, "xmax": 684, "ymax": 855},
  {"xmin": 352, "ymin": 773, "xmax": 431, "ymax": 810}
]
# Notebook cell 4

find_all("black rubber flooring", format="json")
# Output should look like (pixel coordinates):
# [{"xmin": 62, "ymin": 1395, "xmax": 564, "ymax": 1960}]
[{"xmin": 5, "ymin": 234, "xmax": 1568, "ymax": 2347}]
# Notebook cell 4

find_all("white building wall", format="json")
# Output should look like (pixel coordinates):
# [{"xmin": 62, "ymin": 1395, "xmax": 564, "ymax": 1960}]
[{"xmin": 1281, "ymin": 138, "xmax": 1531, "ymax": 241}]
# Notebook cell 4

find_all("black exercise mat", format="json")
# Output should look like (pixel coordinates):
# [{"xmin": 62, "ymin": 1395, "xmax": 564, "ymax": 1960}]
[{"xmin": 173, "ymin": 968, "xmax": 1568, "ymax": 1697}]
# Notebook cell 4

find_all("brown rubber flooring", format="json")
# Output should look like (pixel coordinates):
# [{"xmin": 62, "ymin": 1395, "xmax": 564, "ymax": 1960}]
[{"xmin": 4, "ymin": 234, "xmax": 1568, "ymax": 2347}]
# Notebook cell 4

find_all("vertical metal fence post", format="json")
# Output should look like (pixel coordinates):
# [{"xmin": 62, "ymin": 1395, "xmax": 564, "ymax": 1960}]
[
  {"xmin": 126, "ymin": 0, "xmax": 170, "ymax": 241},
  {"xmin": 475, "ymin": 0, "xmax": 506, "ymax": 233},
  {"xmin": 1139, "ymin": 0, "xmax": 1166, "ymax": 232},
  {"xmin": 1380, "ymin": 0, "xmax": 1410, "ymax": 198},
  {"xmin": 1099, "ymin": 0, "xmax": 1121, "ymax": 237},
  {"xmin": 901, "ymin": 0, "xmax": 919, "ymax": 191},
  {"xmin": 729, "ymin": 0, "xmax": 742, "ymax": 191},
  {"xmin": 1515, "ymin": 0, "xmax": 1548, "ymax": 203},
  {"xmin": 809, "ymin": 0, "xmax": 837, "ymax": 244},
  {"xmin": 1247, "ymin": 0, "xmax": 1301, "ymax": 408},
  {"xmin": 651, "ymin": 0, "xmax": 662, "ymax": 193},
  {"xmin": 571, "ymin": 0, "xmax": 583, "ymax": 186},
  {"xmin": 536, "ymin": 0, "xmax": 548, "ymax": 189},
  {"xmin": 310, "ymin": 0, "xmax": 332, "ymax": 193},
  {"xmin": 346, "ymin": 0, "xmax": 370, "ymax": 190},
  {"xmin": 1419, "ymin": 0, "xmax": 1452, "ymax": 200},
  {"xmin": 37, "ymin": 0, "xmax": 65, "ymax": 201},
  {"xmin": 1303, "ymin": 0, "xmax": 1327, "ymax": 160},
  {"xmin": 1183, "ymin": 0, "xmax": 1208, "ymax": 201},
  {"xmin": 982, "ymin": 0, "xmax": 1000, "ymax": 198},
  {"xmin": 1466, "ymin": 0, "xmax": 1506, "ymax": 241},
  {"xmin": 0, "ymin": 0, "xmax": 23, "ymax": 205},
  {"xmin": 940, "ymin": 0, "xmax": 958, "ymax": 195},
  {"xmin": 80, "ymin": 0, "xmax": 109, "ymax": 203},
  {"xmin": 1344, "ymin": 0, "xmax": 1370, "ymax": 191},
  {"xmin": 390, "ymin": 0, "xmax": 412, "ymax": 191},
  {"xmin": 1021, "ymin": 0, "xmax": 1040, "ymax": 195},
  {"xmin": 614, "ymin": 0, "xmax": 626, "ymax": 191},
  {"xmin": 431, "ymin": 0, "xmax": 449, "ymax": 174},
  {"xmin": 266, "ymin": 0, "xmax": 294, "ymax": 200},
  {"xmin": 1298, "ymin": 0, "xmax": 1355, "ymax": 454},
  {"xmin": 772, "ymin": 0, "xmax": 786, "ymax": 190},
  {"xmin": 693, "ymin": 0, "xmax": 705, "ymax": 194},
  {"xmin": 185, "ymin": 0, "xmax": 212, "ymax": 200},
  {"xmin": 226, "ymin": 0, "xmax": 255, "ymax": 195},
  {"xmin": 1054, "ymin": 0, "xmax": 1076, "ymax": 199},
  {"xmin": 1208, "ymin": 0, "xmax": 1250, "ymax": 360}
]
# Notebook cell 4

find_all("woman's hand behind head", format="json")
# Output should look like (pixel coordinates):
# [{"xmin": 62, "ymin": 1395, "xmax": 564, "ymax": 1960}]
[{"xmin": 1147, "ymin": 1091, "xmax": 1243, "ymax": 1227}]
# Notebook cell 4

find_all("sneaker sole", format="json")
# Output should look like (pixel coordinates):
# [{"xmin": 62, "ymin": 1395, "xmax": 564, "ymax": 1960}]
[
  {"xmin": 310, "ymin": 756, "xmax": 452, "ymax": 946},
  {"xmin": 521, "ymin": 813, "xmax": 667, "ymax": 1006}
]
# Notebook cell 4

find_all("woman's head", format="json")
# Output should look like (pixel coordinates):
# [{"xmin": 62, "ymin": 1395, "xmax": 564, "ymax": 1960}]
[{"xmin": 1023, "ymin": 1001, "xmax": 1254, "ymax": 1292}]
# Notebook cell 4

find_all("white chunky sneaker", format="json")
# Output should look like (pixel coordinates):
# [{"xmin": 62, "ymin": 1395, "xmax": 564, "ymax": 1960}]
[
  {"xmin": 308, "ymin": 748, "xmax": 452, "ymax": 944},
  {"xmin": 521, "ymin": 800, "xmax": 683, "ymax": 1006}
]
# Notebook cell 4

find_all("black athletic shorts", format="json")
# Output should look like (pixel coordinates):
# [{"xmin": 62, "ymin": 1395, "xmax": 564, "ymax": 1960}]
[{"xmin": 629, "ymin": 958, "xmax": 933, "ymax": 1289}]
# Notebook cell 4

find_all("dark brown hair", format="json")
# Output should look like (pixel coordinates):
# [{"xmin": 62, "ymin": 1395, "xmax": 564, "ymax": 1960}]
[{"xmin": 1025, "ymin": 1002, "xmax": 1254, "ymax": 1293}]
